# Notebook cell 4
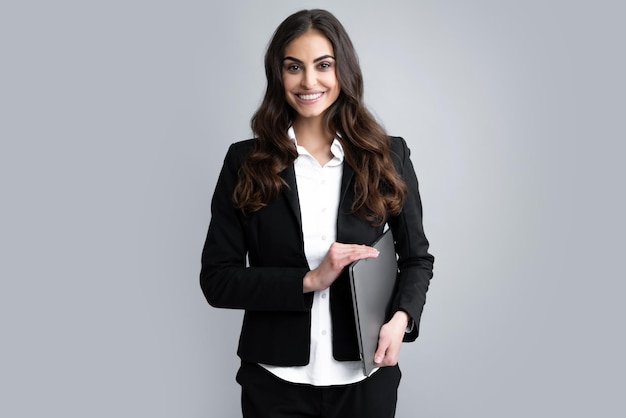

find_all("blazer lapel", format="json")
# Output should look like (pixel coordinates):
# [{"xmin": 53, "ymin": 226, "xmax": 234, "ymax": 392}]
[
  {"xmin": 279, "ymin": 161, "xmax": 354, "ymax": 237},
  {"xmin": 339, "ymin": 163, "xmax": 354, "ymax": 210},
  {"xmin": 279, "ymin": 165, "xmax": 302, "ymax": 227},
  {"xmin": 336, "ymin": 163, "xmax": 356, "ymax": 243}
]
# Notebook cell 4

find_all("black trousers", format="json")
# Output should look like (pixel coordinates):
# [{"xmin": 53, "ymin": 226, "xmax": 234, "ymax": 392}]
[{"xmin": 236, "ymin": 362, "xmax": 402, "ymax": 418}]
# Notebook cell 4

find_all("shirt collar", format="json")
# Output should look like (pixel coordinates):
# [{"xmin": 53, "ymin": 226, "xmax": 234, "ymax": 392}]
[{"xmin": 287, "ymin": 126, "xmax": 344, "ymax": 164}]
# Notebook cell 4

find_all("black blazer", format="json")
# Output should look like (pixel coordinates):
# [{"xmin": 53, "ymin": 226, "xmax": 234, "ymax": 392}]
[{"xmin": 200, "ymin": 136, "xmax": 434, "ymax": 366}]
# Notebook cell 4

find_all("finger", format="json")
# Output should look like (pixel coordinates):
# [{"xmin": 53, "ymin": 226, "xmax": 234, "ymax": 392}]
[
  {"xmin": 328, "ymin": 245, "xmax": 378, "ymax": 266},
  {"xmin": 374, "ymin": 337, "xmax": 390, "ymax": 365},
  {"xmin": 330, "ymin": 243, "xmax": 377, "ymax": 254},
  {"xmin": 343, "ymin": 245, "xmax": 379, "ymax": 259}
]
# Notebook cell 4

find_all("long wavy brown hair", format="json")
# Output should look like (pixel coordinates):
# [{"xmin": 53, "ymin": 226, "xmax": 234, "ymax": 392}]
[{"xmin": 234, "ymin": 9, "xmax": 406, "ymax": 226}]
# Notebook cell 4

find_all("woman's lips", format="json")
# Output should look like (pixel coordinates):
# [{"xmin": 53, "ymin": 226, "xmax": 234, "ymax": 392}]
[{"xmin": 296, "ymin": 92, "xmax": 324, "ymax": 102}]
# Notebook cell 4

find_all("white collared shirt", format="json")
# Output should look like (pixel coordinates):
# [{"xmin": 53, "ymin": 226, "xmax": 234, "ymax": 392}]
[{"xmin": 260, "ymin": 127, "xmax": 369, "ymax": 386}]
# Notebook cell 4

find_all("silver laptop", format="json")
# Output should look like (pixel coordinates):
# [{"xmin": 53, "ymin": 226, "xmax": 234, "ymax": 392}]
[{"xmin": 348, "ymin": 229, "xmax": 398, "ymax": 376}]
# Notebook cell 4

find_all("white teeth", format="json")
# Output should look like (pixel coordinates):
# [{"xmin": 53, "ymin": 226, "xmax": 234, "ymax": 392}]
[{"xmin": 298, "ymin": 93, "xmax": 323, "ymax": 100}]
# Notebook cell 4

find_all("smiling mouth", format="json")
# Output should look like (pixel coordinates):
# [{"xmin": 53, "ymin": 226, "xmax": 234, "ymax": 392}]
[{"xmin": 297, "ymin": 92, "xmax": 324, "ymax": 101}]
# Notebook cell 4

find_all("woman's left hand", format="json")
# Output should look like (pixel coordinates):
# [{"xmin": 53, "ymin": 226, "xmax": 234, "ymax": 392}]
[{"xmin": 373, "ymin": 311, "xmax": 410, "ymax": 367}]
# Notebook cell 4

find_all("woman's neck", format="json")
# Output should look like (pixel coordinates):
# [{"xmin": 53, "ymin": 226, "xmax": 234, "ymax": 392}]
[{"xmin": 292, "ymin": 118, "xmax": 335, "ymax": 165}]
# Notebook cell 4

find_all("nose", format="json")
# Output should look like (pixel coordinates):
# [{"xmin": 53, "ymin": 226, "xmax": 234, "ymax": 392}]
[{"xmin": 300, "ymin": 68, "xmax": 316, "ymax": 89}]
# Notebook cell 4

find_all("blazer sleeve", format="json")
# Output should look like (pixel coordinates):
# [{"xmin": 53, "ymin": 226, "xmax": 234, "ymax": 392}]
[
  {"xmin": 199, "ymin": 142, "xmax": 311, "ymax": 312},
  {"xmin": 387, "ymin": 136, "xmax": 435, "ymax": 342}
]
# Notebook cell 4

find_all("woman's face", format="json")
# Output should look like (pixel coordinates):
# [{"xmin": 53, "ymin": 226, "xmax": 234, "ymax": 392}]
[{"xmin": 282, "ymin": 30, "xmax": 340, "ymax": 122}]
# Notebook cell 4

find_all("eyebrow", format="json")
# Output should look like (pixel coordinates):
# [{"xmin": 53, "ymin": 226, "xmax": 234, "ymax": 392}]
[{"xmin": 282, "ymin": 55, "xmax": 336, "ymax": 64}]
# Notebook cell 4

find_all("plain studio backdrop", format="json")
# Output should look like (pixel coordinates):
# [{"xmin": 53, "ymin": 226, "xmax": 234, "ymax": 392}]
[{"xmin": 1, "ymin": 1, "xmax": 624, "ymax": 417}]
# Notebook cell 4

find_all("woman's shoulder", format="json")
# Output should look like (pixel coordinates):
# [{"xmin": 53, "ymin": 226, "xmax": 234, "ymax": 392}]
[
  {"xmin": 222, "ymin": 138, "xmax": 255, "ymax": 161},
  {"xmin": 388, "ymin": 135, "xmax": 408, "ymax": 147},
  {"xmin": 217, "ymin": 139, "xmax": 256, "ymax": 172},
  {"xmin": 387, "ymin": 135, "xmax": 410, "ymax": 163},
  {"xmin": 227, "ymin": 138, "xmax": 256, "ymax": 154}
]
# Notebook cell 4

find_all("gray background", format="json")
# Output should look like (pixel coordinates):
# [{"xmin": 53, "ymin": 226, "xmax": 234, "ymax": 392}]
[{"xmin": 2, "ymin": 0, "xmax": 624, "ymax": 417}]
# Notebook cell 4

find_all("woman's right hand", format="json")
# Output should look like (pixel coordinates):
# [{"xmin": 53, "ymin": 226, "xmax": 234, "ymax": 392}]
[{"xmin": 302, "ymin": 242, "xmax": 379, "ymax": 293}]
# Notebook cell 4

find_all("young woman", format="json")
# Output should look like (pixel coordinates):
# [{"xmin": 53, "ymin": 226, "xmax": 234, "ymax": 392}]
[{"xmin": 200, "ymin": 9, "xmax": 434, "ymax": 417}]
